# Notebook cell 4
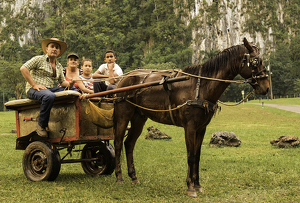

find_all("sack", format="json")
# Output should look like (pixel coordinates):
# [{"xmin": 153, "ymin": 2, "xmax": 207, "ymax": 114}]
[{"xmin": 85, "ymin": 99, "xmax": 114, "ymax": 129}]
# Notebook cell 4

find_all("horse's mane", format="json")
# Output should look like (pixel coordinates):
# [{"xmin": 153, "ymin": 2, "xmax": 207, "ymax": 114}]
[{"xmin": 182, "ymin": 44, "xmax": 246, "ymax": 77}]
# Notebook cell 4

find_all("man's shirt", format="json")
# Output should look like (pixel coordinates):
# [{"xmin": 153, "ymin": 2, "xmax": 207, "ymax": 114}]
[{"xmin": 24, "ymin": 54, "xmax": 65, "ymax": 93}]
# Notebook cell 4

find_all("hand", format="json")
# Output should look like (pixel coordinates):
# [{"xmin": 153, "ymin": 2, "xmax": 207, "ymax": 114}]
[
  {"xmin": 69, "ymin": 80, "xmax": 75, "ymax": 87},
  {"xmin": 33, "ymin": 84, "xmax": 47, "ymax": 91},
  {"xmin": 107, "ymin": 63, "xmax": 114, "ymax": 71}
]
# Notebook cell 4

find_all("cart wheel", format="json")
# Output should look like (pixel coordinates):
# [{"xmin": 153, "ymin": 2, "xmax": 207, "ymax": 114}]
[
  {"xmin": 81, "ymin": 142, "xmax": 115, "ymax": 175},
  {"xmin": 22, "ymin": 141, "xmax": 61, "ymax": 182}
]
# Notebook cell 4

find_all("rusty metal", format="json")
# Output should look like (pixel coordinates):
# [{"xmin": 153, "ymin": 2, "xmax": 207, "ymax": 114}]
[{"xmin": 61, "ymin": 158, "xmax": 98, "ymax": 163}]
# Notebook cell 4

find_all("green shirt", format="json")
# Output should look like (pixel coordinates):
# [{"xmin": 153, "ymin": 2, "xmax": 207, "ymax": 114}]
[{"xmin": 24, "ymin": 54, "xmax": 65, "ymax": 93}]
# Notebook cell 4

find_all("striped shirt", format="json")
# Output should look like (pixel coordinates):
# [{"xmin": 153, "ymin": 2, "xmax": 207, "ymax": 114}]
[{"xmin": 24, "ymin": 54, "xmax": 65, "ymax": 93}]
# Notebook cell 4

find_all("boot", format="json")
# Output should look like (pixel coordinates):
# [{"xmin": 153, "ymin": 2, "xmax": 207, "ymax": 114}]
[{"xmin": 36, "ymin": 124, "xmax": 48, "ymax": 138}]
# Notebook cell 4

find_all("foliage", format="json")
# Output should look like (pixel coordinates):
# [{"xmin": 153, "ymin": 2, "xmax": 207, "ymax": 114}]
[
  {"xmin": 29, "ymin": 0, "xmax": 195, "ymax": 71},
  {"xmin": 141, "ymin": 62, "xmax": 178, "ymax": 70},
  {"xmin": 200, "ymin": 49, "xmax": 220, "ymax": 63},
  {"xmin": 294, "ymin": 79, "xmax": 300, "ymax": 94},
  {"xmin": 270, "ymin": 42, "xmax": 297, "ymax": 97},
  {"xmin": 0, "ymin": 60, "xmax": 25, "ymax": 100},
  {"xmin": 1, "ymin": 0, "xmax": 300, "ymax": 103}
]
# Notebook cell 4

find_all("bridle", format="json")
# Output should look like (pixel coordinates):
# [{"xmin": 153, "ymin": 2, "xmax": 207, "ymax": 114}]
[{"xmin": 241, "ymin": 52, "xmax": 269, "ymax": 86}]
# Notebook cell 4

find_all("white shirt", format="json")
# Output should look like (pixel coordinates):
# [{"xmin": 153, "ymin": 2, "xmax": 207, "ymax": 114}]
[{"xmin": 97, "ymin": 63, "xmax": 123, "ymax": 85}]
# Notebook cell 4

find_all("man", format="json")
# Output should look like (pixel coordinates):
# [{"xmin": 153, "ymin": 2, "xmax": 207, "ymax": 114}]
[
  {"xmin": 92, "ymin": 50, "xmax": 123, "ymax": 92},
  {"xmin": 20, "ymin": 38, "xmax": 75, "ymax": 138}
]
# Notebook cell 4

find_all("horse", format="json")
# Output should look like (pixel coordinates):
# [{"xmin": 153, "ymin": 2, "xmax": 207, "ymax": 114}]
[{"xmin": 113, "ymin": 38, "xmax": 270, "ymax": 198}]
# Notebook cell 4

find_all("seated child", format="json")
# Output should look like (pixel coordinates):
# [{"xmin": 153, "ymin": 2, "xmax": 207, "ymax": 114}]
[
  {"xmin": 92, "ymin": 50, "xmax": 123, "ymax": 92},
  {"xmin": 76, "ymin": 59, "xmax": 94, "ymax": 94}
]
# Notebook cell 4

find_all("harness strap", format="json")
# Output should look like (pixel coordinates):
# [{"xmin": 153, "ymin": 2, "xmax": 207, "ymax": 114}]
[
  {"xmin": 195, "ymin": 67, "xmax": 202, "ymax": 100},
  {"xmin": 160, "ymin": 72, "xmax": 179, "ymax": 126},
  {"xmin": 186, "ymin": 99, "xmax": 220, "ymax": 114}
]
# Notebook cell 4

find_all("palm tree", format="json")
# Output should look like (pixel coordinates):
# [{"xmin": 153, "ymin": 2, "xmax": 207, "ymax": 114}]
[{"xmin": 200, "ymin": 49, "xmax": 220, "ymax": 63}]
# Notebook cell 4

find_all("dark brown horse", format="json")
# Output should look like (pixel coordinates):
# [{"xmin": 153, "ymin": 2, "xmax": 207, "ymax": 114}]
[{"xmin": 113, "ymin": 38, "xmax": 270, "ymax": 197}]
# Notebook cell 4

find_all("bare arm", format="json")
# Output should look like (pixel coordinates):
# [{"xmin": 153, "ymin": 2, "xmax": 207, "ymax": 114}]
[
  {"xmin": 76, "ymin": 77, "xmax": 94, "ymax": 94},
  {"xmin": 92, "ymin": 70, "xmax": 108, "ymax": 79},
  {"xmin": 20, "ymin": 65, "xmax": 46, "ymax": 91},
  {"xmin": 60, "ymin": 80, "xmax": 75, "ymax": 88},
  {"xmin": 107, "ymin": 63, "xmax": 117, "ymax": 84}
]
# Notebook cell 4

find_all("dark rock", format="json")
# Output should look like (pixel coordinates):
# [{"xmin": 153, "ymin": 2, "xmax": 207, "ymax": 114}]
[
  {"xmin": 270, "ymin": 136, "xmax": 300, "ymax": 148},
  {"xmin": 11, "ymin": 129, "xmax": 17, "ymax": 133},
  {"xmin": 209, "ymin": 131, "xmax": 241, "ymax": 147},
  {"xmin": 145, "ymin": 126, "xmax": 171, "ymax": 140}
]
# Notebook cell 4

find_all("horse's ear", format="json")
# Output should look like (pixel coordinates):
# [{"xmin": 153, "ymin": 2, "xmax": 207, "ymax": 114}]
[{"xmin": 243, "ymin": 38, "xmax": 254, "ymax": 53}]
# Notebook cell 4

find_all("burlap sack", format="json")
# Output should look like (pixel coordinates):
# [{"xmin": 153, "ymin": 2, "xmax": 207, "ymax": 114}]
[{"xmin": 85, "ymin": 100, "xmax": 114, "ymax": 129}]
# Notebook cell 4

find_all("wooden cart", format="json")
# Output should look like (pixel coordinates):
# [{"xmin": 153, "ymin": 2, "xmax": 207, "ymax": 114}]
[{"xmin": 5, "ymin": 90, "xmax": 115, "ymax": 182}]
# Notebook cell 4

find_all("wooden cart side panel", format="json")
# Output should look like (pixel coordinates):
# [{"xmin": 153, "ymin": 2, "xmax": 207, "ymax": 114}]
[
  {"xmin": 15, "ymin": 111, "xmax": 20, "ymax": 138},
  {"xmin": 17, "ymin": 103, "xmax": 77, "ymax": 139}
]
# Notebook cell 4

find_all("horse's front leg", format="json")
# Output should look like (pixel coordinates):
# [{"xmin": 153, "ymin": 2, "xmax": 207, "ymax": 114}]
[
  {"xmin": 124, "ymin": 112, "xmax": 147, "ymax": 184},
  {"xmin": 184, "ymin": 124, "xmax": 198, "ymax": 197},
  {"xmin": 193, "ymin": 128, "xmax": 206, "ymax": 193},
  {"xmin": 184, "ymin": 123, "xmax": 206, "ymax": 198}
]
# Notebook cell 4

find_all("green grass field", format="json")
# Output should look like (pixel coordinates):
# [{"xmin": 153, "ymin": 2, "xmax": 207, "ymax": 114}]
[{"xmin": 0, "ymin": 100, "xmax": 300, "ymax": 202}]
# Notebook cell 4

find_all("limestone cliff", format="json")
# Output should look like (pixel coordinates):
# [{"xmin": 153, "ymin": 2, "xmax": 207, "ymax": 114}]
[{"xmin": 1, "ymin": 0, "xmax": 285, "ymax": 63}]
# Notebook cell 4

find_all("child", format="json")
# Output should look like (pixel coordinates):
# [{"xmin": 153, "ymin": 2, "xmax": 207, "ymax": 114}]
[
  {"xmin": 76, "ymin": 59, "xmax": 94, "ymax": 94},
  {"xmin": 92, "ymin": 50, "xmax": 123, "ymax": 92}
]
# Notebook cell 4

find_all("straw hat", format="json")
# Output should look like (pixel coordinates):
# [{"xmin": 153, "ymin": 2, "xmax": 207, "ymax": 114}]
[{"xmin": 41, "ymin": 38, "xmax": 67, "ymax": 58}]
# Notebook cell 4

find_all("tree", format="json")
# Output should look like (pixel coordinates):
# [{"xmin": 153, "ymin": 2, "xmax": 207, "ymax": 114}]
[
  {"xmin": 270, "ymin": 42, "xmax": 296, "ymax": 97},
  {"xmin": 0, "ymin": 60, "xmax": 26, "ymax": 100},
  {"xmin": 200, "ymin": 49, "xmax": 220, "ymax": 63}
]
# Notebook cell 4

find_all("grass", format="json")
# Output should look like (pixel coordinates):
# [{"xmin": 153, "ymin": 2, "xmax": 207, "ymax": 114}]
[{"xmin": 0, "ymin": 102, "xmax": 300, "ymax": 202}]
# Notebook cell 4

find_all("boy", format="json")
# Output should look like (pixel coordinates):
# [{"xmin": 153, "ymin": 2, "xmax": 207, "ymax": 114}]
[
  {"xmin": 77, "ymin": 59, "xmax": 94, "ymax": 94},
  {"xmin": 92, "ymin": 50, "xmax": 123, "ymax": 92}
]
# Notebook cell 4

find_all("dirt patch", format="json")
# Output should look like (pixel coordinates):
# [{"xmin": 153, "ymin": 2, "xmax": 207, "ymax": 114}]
[
  {"xmin": 250, "ymin": 103, "xmax": 300, "ymax": 114},
  {"xmin": 0, "ymin": 133, "xmax": 16, "ymax": 135}
]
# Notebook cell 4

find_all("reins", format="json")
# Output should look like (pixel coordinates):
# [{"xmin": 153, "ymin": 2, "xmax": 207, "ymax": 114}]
[
  {"xmin": 125, "ymin": 99, "xmax": 187, "ymax": 112},
  {"xmin": 217, "ymin": 90, "xmax": 255, "ymax": 106},
  {"xmin": 73, "ymin": 68, "xmax": 249, "ymax": 85}
]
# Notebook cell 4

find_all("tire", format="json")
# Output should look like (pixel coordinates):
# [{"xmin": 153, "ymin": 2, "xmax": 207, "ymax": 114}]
[
  {"xmin": 22, "ymin": 141, "xmax": 61, "ymax": 182},
  {"xmin": 81, "ymin": 141, "xmax": 115, "ymax": 175}
]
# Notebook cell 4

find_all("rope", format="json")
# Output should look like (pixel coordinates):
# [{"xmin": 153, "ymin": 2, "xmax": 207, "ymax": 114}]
[
  {"xmin": 217, "ymin": 90, "xmax": 255, "ymax": 106},
  {"xmin": 125, "ymin": 99, "xmax": 187, "ymax": 112},
  {"xmin": 73, "ymin": 68, "xmax": 246, "ymax": 84},
  {"xmin": 72, "ymin": 69, "xmax": 175, "ymax": 83},
  {"xmin": 176, "ymin": 69, "xmax": 246, "ymax": 84}
]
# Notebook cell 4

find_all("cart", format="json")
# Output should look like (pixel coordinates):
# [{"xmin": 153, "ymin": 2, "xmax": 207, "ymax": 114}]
[
  {"xmin": 4, "ymin": 75, "xmax": 189, "ymax": 182},
  {"xmin": 5, "ymin": 90, "xmax": 116, "ymax": 182}
]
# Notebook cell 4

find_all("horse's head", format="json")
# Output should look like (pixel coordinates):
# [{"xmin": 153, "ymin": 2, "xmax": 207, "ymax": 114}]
[{"xmin": 239, "ymin": 38, "xmax": 270, "ymax": 95}]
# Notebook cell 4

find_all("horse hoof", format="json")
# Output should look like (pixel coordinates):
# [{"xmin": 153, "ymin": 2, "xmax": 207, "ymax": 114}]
[
  {"xmin": 131, "ymin": 179, "xmax": 140, "ymax": 184},
  {"xmin": 116, "ymin": 180, "xmax": 124, "ymax": 184},
  {"xmin": 194, "ymin": 186, "xmax": 203, "ymax": 193},
  {"xmin": 187, "ymin": 189, "xmax": 197, "ymax": 198}
]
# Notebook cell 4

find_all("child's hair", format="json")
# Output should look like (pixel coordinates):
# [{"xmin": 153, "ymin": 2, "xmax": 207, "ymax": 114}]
[
  {"xmin": 81, "ymin": 58, "xmax": 92, "ymax": 66},
  {"xmin": 104, "ymin": 50, "xmax": 116, "ymax": 57}
]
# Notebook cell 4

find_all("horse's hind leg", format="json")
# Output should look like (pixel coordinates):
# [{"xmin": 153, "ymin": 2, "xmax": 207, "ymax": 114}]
[
  {"xmin": 124, "ymin": 111, "xmax": 147, "ymax": 184},
  {"xmin": 114, "ymin": 102, "xmax": 135, "ymax": 183}
]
